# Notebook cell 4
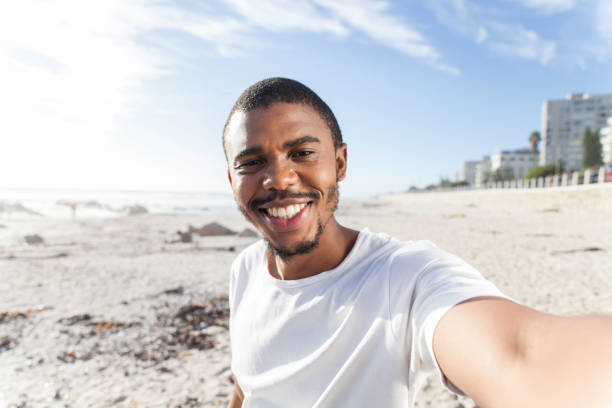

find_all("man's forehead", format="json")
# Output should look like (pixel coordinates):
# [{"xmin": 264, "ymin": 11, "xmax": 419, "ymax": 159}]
[{"xmin": 225, "ymin": 103, "xmax": 330, "ymax": 153}]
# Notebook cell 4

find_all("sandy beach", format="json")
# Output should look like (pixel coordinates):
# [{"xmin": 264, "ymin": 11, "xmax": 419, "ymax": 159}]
[{"xmin": 1, "ymin": 185, "xmax": 611, "ymax": 407}]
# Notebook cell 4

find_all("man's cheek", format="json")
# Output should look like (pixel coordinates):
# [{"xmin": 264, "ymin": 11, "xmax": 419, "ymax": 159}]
[{"xmin": 232, "ymin": 179, "xmax": 248, "ymax": 200}]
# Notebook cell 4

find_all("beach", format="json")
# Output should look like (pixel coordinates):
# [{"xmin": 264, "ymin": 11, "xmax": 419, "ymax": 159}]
[{"xmin": 1, "ymin": 186, "xmax": 611, "ymax": 407}]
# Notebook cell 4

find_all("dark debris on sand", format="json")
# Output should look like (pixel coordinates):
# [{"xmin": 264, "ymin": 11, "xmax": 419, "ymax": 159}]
[
  {"xmin": 0, "ymin": 306, "xmax": 53, "ymax": 324},
  {"xmin": 58, "ymin": 313, "xmax": 93, "ymax": 325},
  {"xmin": 174, "ymin": 396, "xmax": 204, "ymax": 408},
  {"xmin": 161, "ymin": 286, "xmax": 185, "ymax": 296},
  {"xmin": 0, "ymin": 335, "xmax": 16, "ymax": 352},
  {"xmin": 147, "ymin": 294, "xmax": 230, "ymax": 358},
  {"xmin": 551, "ymin": 246, "xmax": 604, "ymax": 255},
  {"xmin": 172, "ymin": 294, "xmax": 229, "ymax": 330},
  {"xmin": 59, "ymin": 314, "xmax": 142, "ymax": 335},
  {"xmin": 0, "ymin": 307, "xmax": 53, "ymax": 354},
  {"xmin": 55, "ymin": 294, "xmax": 229, "ymax": 365}
]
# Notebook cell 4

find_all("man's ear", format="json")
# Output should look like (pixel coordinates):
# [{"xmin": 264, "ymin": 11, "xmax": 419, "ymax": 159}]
[
  {"xmin": 227, "ymin": 169, "xmax": 233, "ymax": 185},
  {"xmin": 336, "ymin": 143, "xmax": 348, "ymax": 181}
]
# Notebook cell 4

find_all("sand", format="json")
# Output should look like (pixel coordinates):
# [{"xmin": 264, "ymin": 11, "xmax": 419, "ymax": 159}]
[{"xmin": 1, "ymin": 185, "xmax": 611, "ymax": 407}]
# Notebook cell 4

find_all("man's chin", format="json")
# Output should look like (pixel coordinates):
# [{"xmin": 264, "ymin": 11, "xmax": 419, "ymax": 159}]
[{"xmin": 264, "ymin": 222, "xmax": 324, "ymax": 261}]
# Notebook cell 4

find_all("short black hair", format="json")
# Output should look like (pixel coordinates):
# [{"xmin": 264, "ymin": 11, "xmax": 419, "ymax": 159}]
[{"xmin": 223, "ymin": 77, "xmax": 342, "ymax": 157}]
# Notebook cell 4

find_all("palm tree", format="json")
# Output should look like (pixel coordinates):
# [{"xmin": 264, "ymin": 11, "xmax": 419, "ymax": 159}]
[
  {"xmin": 529, "ymin": 131, "xmax": 541, "ymax": 154},
  {"xmin": 529, "ymin": 130, "xmax": 541, "ymax": 168}
]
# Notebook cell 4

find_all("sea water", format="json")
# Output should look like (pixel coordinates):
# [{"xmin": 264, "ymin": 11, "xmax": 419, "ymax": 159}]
[{"xmin": 0, "ymin": 188, "xmax": 236, "ymax": 219}]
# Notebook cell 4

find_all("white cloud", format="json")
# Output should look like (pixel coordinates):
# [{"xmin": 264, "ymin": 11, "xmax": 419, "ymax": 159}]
[
  {"xmin": 428, "ymin": 0, "xmax": 472, "ymax": 34},
  {"xmin": 221, "ymin": 0, "xmax": 459, "ymax": 75},
  {"xmin": 487, "ymin": 23, "xmax": 557, "ymax": 65},
  {"xmin": 595, "ymin": 0, "xmax": 612, "ymax": 47},
  {"xmin": 162, "ymin": 11, "xmax": 254, "ymax": 57},
  {"xmin": 476, "ymin": 26, "xmax": 489, "ymax": 43},
  {"xmin": 506, "ymin": 0, "xmax": 576, "ymax": 14},
  {"xmin": 427, "ymin": 0, "xmax": 556, "ymax": 65},
  {"xmin": 317, "ymin": 1, "xmax": 437, "ymax": 58},
  {"xmin": 221, "ymin": 0, "xmax": 348, "ymax": 36}
]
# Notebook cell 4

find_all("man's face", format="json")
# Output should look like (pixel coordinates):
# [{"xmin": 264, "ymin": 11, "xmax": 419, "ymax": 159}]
[{"xmin": 225, "ymin": 102, "xmax": 347, "ymax": 259}]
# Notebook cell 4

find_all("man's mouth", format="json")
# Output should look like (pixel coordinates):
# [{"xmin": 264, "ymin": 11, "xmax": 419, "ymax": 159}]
[
  {"xmin": 249, "ymin": 192, "xmax": 318, "ymax": 231},
  {"xmin": 260, "ymin": 202, "xmax": 311, "ymax": 220},
  {"xmin": 265, "ymin": 203, "xmax": 308, "ymax": 220}
]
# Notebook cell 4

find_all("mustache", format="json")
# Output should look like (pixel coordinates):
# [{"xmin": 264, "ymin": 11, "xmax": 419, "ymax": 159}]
[{"xmin": 250, "ymin": 191, "xmax": 319, "ymax": 211}]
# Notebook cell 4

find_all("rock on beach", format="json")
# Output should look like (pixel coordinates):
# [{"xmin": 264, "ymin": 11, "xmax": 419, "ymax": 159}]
[
  {"xmin": 0, "ymin": 202, "xmax": 42, "ymax": 216},
  {"xmin": 24, "ymin": 234, "xmax": 44, "ymax": 245},
  {"xmin": 237, "ymin": 228, "xmax": 258, "ymax": 237},
  {"xmin": 125, "ymin": 204, "xmax": 149, "ymax": 215},
  {"xmin": 195, "ymin": 222, "xmax": 235, "ymax": 236}
]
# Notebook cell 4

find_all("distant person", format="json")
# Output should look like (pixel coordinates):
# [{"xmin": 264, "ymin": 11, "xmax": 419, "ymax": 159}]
[
  {"xmin": 69, "ymin": 202, "xmax": 77, "ymax": 219},
  {"xmin": 223, "ymin": 78, "xmax": 612, "ymax": 407}
]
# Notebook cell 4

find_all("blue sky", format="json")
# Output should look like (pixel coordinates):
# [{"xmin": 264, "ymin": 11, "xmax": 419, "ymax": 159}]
[{"xmin": 2, "ymin": 0, "xmax": 612, "ymax": 198}]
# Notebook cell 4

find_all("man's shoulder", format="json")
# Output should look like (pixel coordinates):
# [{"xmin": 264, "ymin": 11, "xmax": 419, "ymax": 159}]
[
  {"xmin": 359, "ymin": 229, "xmax": 445, "ymax": 266},
  {"xmin": 354, "ymin": 230, "xmax": 453, "ymax": 282}
]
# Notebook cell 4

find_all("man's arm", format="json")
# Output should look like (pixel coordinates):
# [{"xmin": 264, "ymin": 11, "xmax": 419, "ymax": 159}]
[
  {"xmin": 228, "ymin": 378, "xmax": 244, "ymax": 408},
  {"xmin": 433, "ymin": 297, "xmax": 612, "ymax": 408}
]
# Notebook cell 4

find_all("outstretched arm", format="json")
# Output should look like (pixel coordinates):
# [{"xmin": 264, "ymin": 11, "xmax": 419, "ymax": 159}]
[{"xmin": 434, "ymin": 297, "xmax": 612, "ymax": 408}]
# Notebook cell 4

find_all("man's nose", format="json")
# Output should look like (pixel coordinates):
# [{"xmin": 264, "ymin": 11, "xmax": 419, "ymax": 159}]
[{"xmin": 262, "ymin": 159, "xmax": 298, "ymax": 190}]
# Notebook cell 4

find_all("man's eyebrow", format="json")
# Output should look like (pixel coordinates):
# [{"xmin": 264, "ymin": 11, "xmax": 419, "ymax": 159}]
[
  {"xmin": 283, "ymin": 136, "xmax": 320, "ymax": 149},
  {"xmin": 234, "ymin": 146, "xmax": 263, "ymax": 162}
]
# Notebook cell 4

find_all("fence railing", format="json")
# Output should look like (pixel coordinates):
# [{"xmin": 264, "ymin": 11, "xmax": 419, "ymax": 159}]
[{"xmin": 474, "ymin": 166, "xmax": 611, "ymax": 190}]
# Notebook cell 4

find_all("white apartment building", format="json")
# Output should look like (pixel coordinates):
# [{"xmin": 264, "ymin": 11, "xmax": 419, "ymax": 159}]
[
  {"xmin": 540, "ymin": 93, "xmax": 612, "ymax": 171},
  {"xmin": 474, "ymin": 156, "xmax": 491, "ymax": 188},
  {"xmin": 458, "ymin": 160, "xmax": 479, "ymax": 186},
  {"xmin": 601, "ymin": 110, "xmax": 612, "ymax": 164},
  {"xmin": 491, "ymin": 148, "xmax": 537, "ymax": 179}
]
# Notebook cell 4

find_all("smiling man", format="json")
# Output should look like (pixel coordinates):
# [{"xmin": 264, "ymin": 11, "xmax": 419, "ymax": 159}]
[
  {"xmin": 223, "ymin": 78, "xmax": 612, "ymax": 408},
  {"xmin": 223, "ymin": 81, "xmax": 357, "ymax": 281}
]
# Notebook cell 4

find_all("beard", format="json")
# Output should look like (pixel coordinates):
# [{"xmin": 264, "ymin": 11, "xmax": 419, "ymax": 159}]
[
  {"xmin": 236, "ymin": 183, "xmax": 339, "ymax": 261},
  {"xmin": 267, "ymin": 218, "xmax": 324, "ymax": 261}
]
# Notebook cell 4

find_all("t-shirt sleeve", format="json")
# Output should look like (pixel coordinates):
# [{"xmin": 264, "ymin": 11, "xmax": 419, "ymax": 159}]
[{"xmin": 390, "ymin": 243, "xmax": 509, "ymax": 395}]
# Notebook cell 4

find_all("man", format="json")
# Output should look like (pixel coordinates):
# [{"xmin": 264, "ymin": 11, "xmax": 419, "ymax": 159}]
[{"xmin": 223, "ymin": 78, "xmax": 612, "ymax": 407}]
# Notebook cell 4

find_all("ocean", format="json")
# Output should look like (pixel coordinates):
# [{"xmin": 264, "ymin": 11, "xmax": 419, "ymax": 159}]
[{"xmin": 0, "ymin": 188, "xmax": 236, "ymax": 219}]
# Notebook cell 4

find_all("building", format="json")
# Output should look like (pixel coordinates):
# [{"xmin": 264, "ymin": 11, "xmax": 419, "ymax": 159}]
[
  {"xmin": 601, "ymin": 110, "xmax": 612, "ymax": 164},
  {"xmin": 540, "ymin": 93, "xmax": 612, "ymax": 171},
  {"xmin": 458, "ymin": 160, "xmax": 479, "ymax": 186},
  {"xmin": 491, "ymin": 148, "xmax": 537, "ymax": 180},
  {"xmin": 474, "ymin": 156, "xmax": 491, "ymax": 188}
]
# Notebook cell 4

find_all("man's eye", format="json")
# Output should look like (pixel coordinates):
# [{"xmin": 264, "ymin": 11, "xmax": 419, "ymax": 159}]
[
  {"xmin": 238, "ymin": 160, "xmax": 262, "ymax": 168},
  {"xmin": 292, "ymin": 151, "xmax": 313, "ymax": 158}
]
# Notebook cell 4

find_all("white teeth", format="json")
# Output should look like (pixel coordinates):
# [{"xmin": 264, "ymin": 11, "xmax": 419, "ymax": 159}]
[
  {"xmin": 266, "ymin": 203, "xmax": 307, "ymax": 220},
  {"xmin": 286, "ymin": 205, "xmax": 297, "ymax": 218},
  {"xmin": 289, "ymin": 204, "xmax": 299, "ymax": 217}
]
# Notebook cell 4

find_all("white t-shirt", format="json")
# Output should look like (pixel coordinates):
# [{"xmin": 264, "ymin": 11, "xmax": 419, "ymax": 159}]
[{"xmin": 229, "ymin": 229, "xmax": 507, "ymax": 407}]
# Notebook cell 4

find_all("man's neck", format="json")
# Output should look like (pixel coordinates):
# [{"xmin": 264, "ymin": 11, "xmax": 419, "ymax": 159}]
[{"xmin": 267, "ymin": 218, "xmax": 359, "ymax": 281}]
